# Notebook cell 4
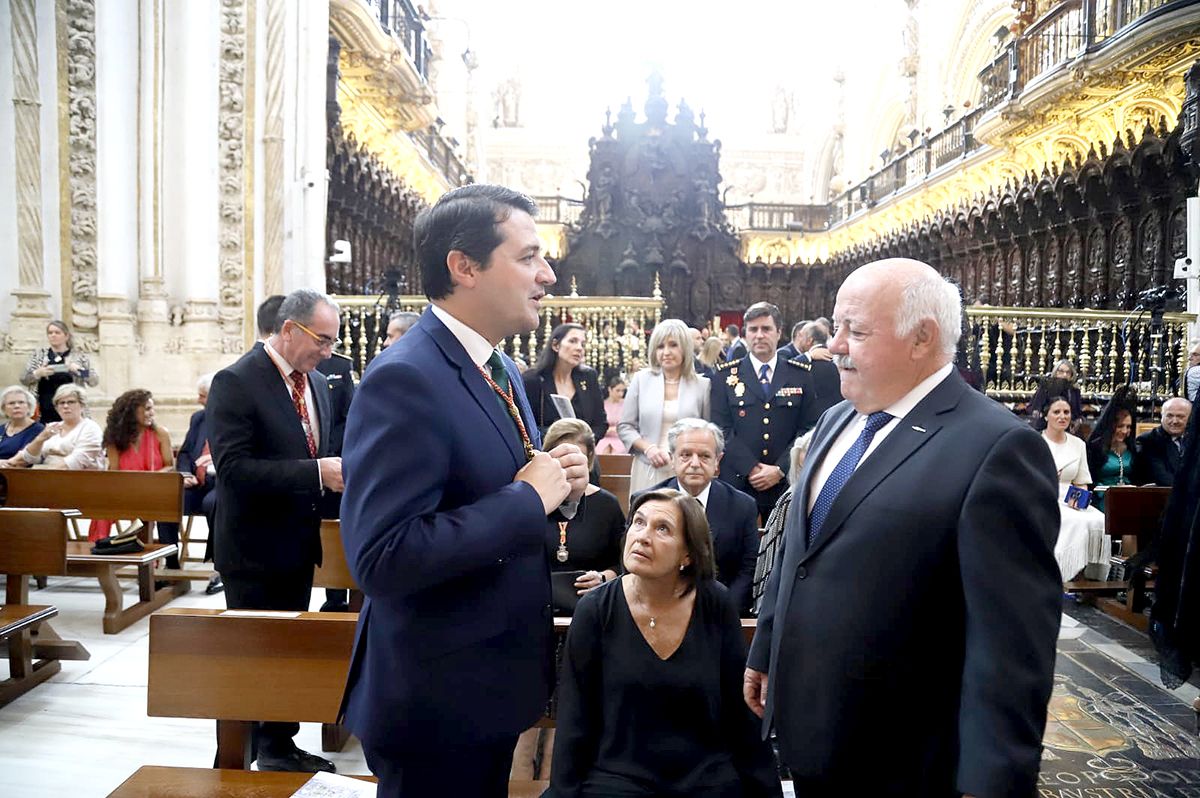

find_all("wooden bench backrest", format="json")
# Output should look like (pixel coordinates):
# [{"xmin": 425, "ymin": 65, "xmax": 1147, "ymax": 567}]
[
  {"xmin": 597, "ymin": 453, "xmax": 633, "ymax": 478},
  {"xmin": 0, "ymin": 469, "xmax": 183, "ymax": 522},
  {"xmin": 599, "ymin": 474, "xmax": 632, "ymax": 515},
  {"xmin": 1104, "ymin": 485, "xmax": 1172, "ymax": 554},
  {"xmin": 313, "ymin": 520, "xmax": 357, "ymax": 590},
  {"xmin": 147, "ymin": 609, "xmax": 356, "ymax": 723},
  {"xmin": 0, "ymin": 508, "xmax": 73, "ymax": 575}
]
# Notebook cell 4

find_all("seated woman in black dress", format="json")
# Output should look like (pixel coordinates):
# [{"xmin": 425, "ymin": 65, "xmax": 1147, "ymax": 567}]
[
  {"xmin": 524, "ymin": 323, "xmax": 606, "ymax": 441},
  {"xmin": 543, "ymin": 419, "xmax": 625, "ymax": 615},
  {"xmin": 546, "ymin": 488, "xmax": 782, "ymax": 798}
]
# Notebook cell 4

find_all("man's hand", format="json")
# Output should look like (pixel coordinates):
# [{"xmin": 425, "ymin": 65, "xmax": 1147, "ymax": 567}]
[
  {"xmin": 748, "ymin": 463, "xmax": 784, "ymax": 491},
  {"xmin": 515, "ymin": 451, "xmax": 570, "ymax": 514},
  {"xmin": 318, "ymin": 456, "xmax": 344, "ymax": 492},
  {"xmin": 182, "ymin": 474, "xmax": 199, "ymax": 488},
  {"xmin": 547, "ymin": 442, "xmax": 589, "ymax": 502},
  {"xmin": 808, "ymin": 346, "xmax": 832, "ymax": 362},
  {"xmin": 744, "ymin": 668, "xmax": 768, "ymax": 718}
]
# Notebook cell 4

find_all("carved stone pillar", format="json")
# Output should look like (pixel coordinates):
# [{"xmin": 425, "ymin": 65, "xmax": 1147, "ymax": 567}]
[
  {"xmin": 262, "ymin": 0, "xmax": 285, "ymax": 296},
  {"xmin": 8, "ymin": 0, "xmax": 51, "ymax": 351},
  {"xmin": 97, "ymin": 295, "xmax": 136, "ymax": 395},
  {"xmin": 217, "ymin": 0, "xmax": 249, "ymax": 353},
  {"xmin": 184, "ymin": 299, "xmax": 222, "ymax": 353}
]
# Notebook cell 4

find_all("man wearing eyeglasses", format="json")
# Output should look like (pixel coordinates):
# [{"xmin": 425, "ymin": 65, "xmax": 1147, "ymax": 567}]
[{"xmin": 207, "ymin": 287, "xmax": 344, "ymax": 774}]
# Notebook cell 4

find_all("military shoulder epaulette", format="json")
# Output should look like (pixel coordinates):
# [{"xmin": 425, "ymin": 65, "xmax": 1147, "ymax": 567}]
[
  {"xmin": 329, "ymin": 350, "xmax": 353, "ymax": 361},
  {"xmin": 716, "ymin": 359, "xmax": 739, "ymax": 371},
  {"xmin": 787, "ymin": 357, "xmax": 812, "ymax": 370}
]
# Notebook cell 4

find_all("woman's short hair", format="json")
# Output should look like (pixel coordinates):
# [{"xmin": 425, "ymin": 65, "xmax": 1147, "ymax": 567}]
[
  {"xmin": 646, "ymin": 319, "xmax": 696, "ymax": 379},
  {"xmin": 47, "ymin": 319, "xmax": 71, "ymax": 345},
  {"xmin": 52, "ymin": 383, "xmax": 87, "ymax": 407},
  {"xmin": 1, "ymin": 384, "xmax": 36, "ymax": 418},
  {"xmin": 535, "ymin": 323, "xmax": 586, "ymax": 374},
  {"xmin": 626, "ymin": 488, "xmax": 715, "ymax": 596},
  {"xmin": 543, "ymin": 418, "xmax": 596, "ymax": 470},
  {"xmin": 1051, "ymin": 359, "xmax": 1076, "ymax": 381},
  {"xmin": 788, "ymin": 430, "xmax": 814, "ymax": 486}
]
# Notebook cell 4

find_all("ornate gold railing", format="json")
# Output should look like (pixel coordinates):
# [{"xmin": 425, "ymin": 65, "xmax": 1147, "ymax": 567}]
[
  {"xmin": 965, "ymin": 305, "xmax": 1195, "ymax": 403},
  {"xmin": 332, "ymin": 288, "xmax": 665, "ymax": 378}
]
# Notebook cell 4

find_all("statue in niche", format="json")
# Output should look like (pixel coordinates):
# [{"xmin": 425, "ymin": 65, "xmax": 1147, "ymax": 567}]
[
  {"xmin": 1065, "ymin": 230, "xmax": 1083, "ymax": 307},
  {"xmin": 1110, "ymin": 218, "xmax": 1132, "ymax": 309},
  {"xmin": 1086, "ymin": 227, "xmax": 1107, "ymax": 307},
  {"xmin": 1026, "ymin": 243, "xmax": 1042, "ymax": 307},
  {"xmin": 1008, "ymin": 248, "xmax": 1023, "ymax": 306},
  {"xmin": 771, "ymin": 87, "xmax": 791, "ymax": 134},
  {"xmin": 494, "ymin": 79, "xmax": 522, "ymax": 128},
  {"xmin": 691, "ymin": 276, "xmax": 711, "ymax": 322},
  {"xmin": 591, "ymin": 164, "xmax": 616, "ymax": 238},
  {"xmin": 991, "ymin": 251, "xmax": 1006, "ymax": 306},
  {"xmin": 1045, "ymin": 237, "xmax": 1061, "ymax": 308},
  {"xmin": 975, "ymin": 254, "xmax": 991, "ymax": 304},
  {"xmin": 1138, "ymin": 210, "xmax": 1162, "ymax": 290}
]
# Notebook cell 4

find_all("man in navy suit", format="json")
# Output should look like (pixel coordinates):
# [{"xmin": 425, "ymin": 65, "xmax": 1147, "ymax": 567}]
[
  {"xmin": 641, "ymin": 418, "xmax": 759, "ymax": 614},
  {"xmin": 745, "ymin": 259, "xmax": 1060, "ymax": 796},
  {"xmin": 208, "ymin": 288, "xmax": 344, "ymax": 772},
  {"xmin": 339, "ymin": 185, "xmax": 588, "ymax": 798}
]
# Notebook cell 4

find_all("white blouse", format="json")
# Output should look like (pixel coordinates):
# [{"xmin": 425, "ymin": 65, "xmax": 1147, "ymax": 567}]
[
  {"xmin": 1042, "ymin": 432, "xmax": 1090, "ymax": 486},
  {"xmin": 25, "ymin": 417, "xmax": 105, "ymax": 470}
]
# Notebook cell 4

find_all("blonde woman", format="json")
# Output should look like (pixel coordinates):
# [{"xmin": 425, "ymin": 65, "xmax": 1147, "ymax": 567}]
[{"xmin": 619, "ymin": 319, "xmax": 711, "ymax": 492}]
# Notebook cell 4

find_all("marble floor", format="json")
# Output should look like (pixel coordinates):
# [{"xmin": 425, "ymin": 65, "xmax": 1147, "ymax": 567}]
[{"xmin": 2, "ymin": 572, "xmax": 1199, "ymax": 797}]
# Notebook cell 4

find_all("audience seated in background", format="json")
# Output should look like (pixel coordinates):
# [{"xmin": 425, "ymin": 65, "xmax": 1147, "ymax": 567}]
[
  {"xmin": 21, "ymin": 319, "xmax": 100, "ymax": 423},
  {"xmin": 1041, "ymin": 396, "xmax": 1105, "ymax": 581},
  {"xmin": 1087, "ymin": 386, "xmax": 1139, "ymax": 512},
  {"xmin": 542, "ymin": 418, "xmax": 626, "ymax": 616},
  {"xmin": 546, "ymin": 488, "xmax": 782, "ymax": 798},
  {"xmin": 1135, "ymin": 397, "xmax": 1191, "ymax": 487},
  {"xmin": 90, "ymin": 389, "xmax": 176, "ymax": 549},
  {"xmin": 176, "ymin": 373, "xmax": 220, "ymax": 594},
  {"xmin": 620, "ymin": 319, "xmax": 711, "ymax": 493},
  {"xmin": 1026, "ymin": 359, "xmax": 1083, "ymax": 428},
  {"xmin": 595, "ymin": 376, "xmax": 627, "ymax": 455},
  {"xmin": 637, "ymin": 418, "xmax": 759, "ymax": 616},
  {"xmin": 752, "ymin": 429, "xmax": 814, "ymax": 615},
  {"xmin": 5, "ymin": 384, "xmax": 104, "ymax": 471},
  {"xmin": 523, "ymin": 322, "xmax": 607, "ymax": 441},
  {"xmin": 0, "ymin": 385, "xmax": 44, "ymax": 461}
]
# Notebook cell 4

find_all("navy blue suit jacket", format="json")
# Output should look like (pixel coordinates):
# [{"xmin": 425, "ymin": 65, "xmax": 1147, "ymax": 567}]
[
  {"xmin": 339, "ymin": 310, "xmax": 554, "ymax": 752},
  {"xmin": 176, "ymin": 408, "xmax": 208, "ymax": 475},
  {"xmin": 643, "ymin": 477, "xmax": 760, "ymax": 614}
]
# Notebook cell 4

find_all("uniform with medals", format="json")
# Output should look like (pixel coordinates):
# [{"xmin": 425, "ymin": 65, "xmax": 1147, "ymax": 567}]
[{"xmin": 710, "ymin": 355, "xmax": 819, "ymax": 518}]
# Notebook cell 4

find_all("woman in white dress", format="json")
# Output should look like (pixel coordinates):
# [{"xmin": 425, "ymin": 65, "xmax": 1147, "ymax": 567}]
[
  {"xmin": 619, "ymin": 319, "xmax": 711, "ymax": 493},
  {"xmin": 4, "ymin": 384, "xmax": 104, "ymax": 471},
  {"xmin": 1041, "ymin": 396, "xmax": 1105, "ymax": 581}
]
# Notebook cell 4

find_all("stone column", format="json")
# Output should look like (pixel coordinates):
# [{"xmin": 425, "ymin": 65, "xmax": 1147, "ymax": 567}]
[
  {"xmin": 136, "ymin": 0, "xmax": 171, "ymax": 353},
  {"xmin": 261, "ymin": 0, "xmax": 285, "ymax": 296},
  {"xmin": 8, "ymin": 0, "xmax": 51, "ymax": 351}
]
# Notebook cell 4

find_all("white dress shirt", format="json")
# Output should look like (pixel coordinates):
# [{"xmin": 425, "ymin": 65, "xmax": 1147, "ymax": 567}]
[
  {"xmin": 264, "ymin": 340, "xmax": 321, "ymax": 454},
  {"xmin": 748, "ymin": 353, "xmax": 778, "ymax": 385}
]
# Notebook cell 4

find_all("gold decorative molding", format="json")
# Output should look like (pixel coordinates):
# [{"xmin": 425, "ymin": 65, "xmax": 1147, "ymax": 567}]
[{"xmin": 329, "ymin": 0, "xmax": 433, "ymax": 126}]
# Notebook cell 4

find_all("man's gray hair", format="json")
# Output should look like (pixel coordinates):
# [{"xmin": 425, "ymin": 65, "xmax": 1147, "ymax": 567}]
[
  {"xmin": 197, "ymin": 373, "xmax": 215, "ymax": 393},
  {"xmin": 389, "ymin": 311, "xmax": 420, "ymax": 334},
  {"xmin": 278, "ymin": 288, "xmax": 340, "ymax": 326},
  {"xmin": 666, "ymin": 417, "xmax": 725, "ymax": 457},
  {"xmin": 894, "ymin": 271, "xmax": 961, "ymax": 359}
]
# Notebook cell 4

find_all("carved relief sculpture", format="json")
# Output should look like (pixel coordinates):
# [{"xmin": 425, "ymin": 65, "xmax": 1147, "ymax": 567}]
[
  {"xmin": 62, "ymin": 0, "xmax": 99, "ymax": 351},
  {"xmin": 218, "ymin": 0, "xmax": 248, "ymax": 351}
]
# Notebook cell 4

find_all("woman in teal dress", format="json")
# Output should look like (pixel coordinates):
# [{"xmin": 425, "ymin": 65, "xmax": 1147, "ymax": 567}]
[{"xmin": 1086, "ymin": 387, "xmax": 1139, "ymax": 512}]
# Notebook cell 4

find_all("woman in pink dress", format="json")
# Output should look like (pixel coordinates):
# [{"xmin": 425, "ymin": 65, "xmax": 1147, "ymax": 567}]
[
  {"xmin": 90, "ymin": 390, "xmax": 176, "ymax": 556},
  {"xmin": 595, "ymin": 375, "xmax": 627, "ymax": 454}
]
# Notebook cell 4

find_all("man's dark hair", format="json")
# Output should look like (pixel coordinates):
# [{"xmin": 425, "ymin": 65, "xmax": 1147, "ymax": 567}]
[
  {"xmin": 724, "ymin": 324, "xmax": 740, "ymax": 337},
  {"xmin": 743, "ymin": 302, "xmax": 782, "ymax": 331},
  {"xmin": 257, "ymin": 295, "xmax": 286, "ymax": 337},
  {"xmin": 414, "ymin": 184, "xmax": 538, "ymax": 301},
  {"xmin": 802, "ymin": 321, "xmax": 828, "ymax": 346}
]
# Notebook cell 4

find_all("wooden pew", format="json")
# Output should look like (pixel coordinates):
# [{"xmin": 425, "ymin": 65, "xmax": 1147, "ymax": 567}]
[
  {"xmin": 1065, "ymin": 485, "xmax": 1171, "ymax": 631},
  {"xmin": 597, "ymin": 452, "xmax": 633, "ymax": 477},
  {"xmin": 313, "ymin": 520, "xmax": 356, "ymax": 593},
  {"xmin": 0, "ymin": 507, "xmax": 88, "ymax": 705},
  {"xmin": 0, "ymin": 469, "xmax": 192, "ymax": 631}
]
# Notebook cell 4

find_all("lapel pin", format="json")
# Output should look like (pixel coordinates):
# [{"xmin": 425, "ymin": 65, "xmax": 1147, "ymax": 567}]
[{"xmin": 911, "ymin": 425, "xmax": 926, "ymax": 433}]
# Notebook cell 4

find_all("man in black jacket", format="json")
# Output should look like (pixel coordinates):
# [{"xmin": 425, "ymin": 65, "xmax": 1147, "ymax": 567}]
[{"xmin": 1135, "ymin": 397, "xmax": 1191, "ymax": 486}]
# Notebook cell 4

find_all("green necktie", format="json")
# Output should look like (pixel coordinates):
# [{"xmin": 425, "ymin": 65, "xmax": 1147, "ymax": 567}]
[{"xmin": 486, "ymin": 350, "xmax": 510, "ymax": 393}]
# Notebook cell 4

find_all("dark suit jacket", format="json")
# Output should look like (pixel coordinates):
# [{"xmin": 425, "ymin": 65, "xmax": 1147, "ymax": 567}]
[
  {"xmin": 317, "ymin": 352, "xmax": 356, "ymax": 456},
  {"xmin": 523, "ymin": 364, "xmax": 605, "ymax": 441},
  {"xmin": 209, "ymin": 344, "xmax": 332, "ymax": 576},
  {"xmin": 176, "ymin": 408, "xmax": 209, "ymax": 475},
  {"xmin": 807, "ymin": 359, "xmax": 843, "ymax": 420},
  {"xmin": 776, "ymin": 343, "xmax": 800, "ymax": 361},
  {"xmin": 748, "ymin": 371, "xmax": 1061, "ymax": 796},
  {"xmin": 642, "ymin": 477, "xmax": 760, "ymax": 614},
  {"xmin": 339, "ymin": 310, "xmax": 553, "ymax": 752},
  {"xmin": 725, "ymin": 340, "xmax": 747, "ymax": 362},
  {"xmin": 1134, "ymin": 426, "xmax": 1183, "ymax": 486}
]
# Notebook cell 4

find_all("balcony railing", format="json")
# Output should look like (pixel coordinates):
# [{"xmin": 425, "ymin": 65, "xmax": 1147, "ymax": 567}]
[
  {"xmin": 363, "ymin": 0, "xmax": 432, "ymax": 81},
  {"xmin": 965, "ymin": 305, "xmax": 1196, "ymax": 403},
  {"xmin": 533, "ymin": 196, "xmax": 585, "ymax": 226},
  {"xmin": 409, "ymin": 127, "xmax": 471, "ymax": 187},
  {"xmin": 723, "ymin": 203, "xmax": 832, "ymax": 232}
]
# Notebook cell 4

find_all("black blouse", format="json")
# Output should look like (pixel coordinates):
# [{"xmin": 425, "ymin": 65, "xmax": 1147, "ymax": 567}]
[
  {"xmin": 546, "ymin": 487, "xmax": 625, "ymax": 575},
  {"xmin": 524, "ymin": 365, "xmax": 606, "ymax": 441},
  {"xmin": 546, "ymin": 579, "xmax": 782, "ymax": 798}
]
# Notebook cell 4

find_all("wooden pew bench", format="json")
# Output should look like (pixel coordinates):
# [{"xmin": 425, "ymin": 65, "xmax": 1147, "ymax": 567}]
[
  {"xmin": 0, "ymin": 507, "xmax": 89, "ymax": 706},
  {"xmin": 0, "ymin": 469, "xmax": 193, "ymax": 630}
]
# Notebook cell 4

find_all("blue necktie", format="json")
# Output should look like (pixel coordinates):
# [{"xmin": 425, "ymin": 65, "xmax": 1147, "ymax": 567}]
[
  {"xmin": 807, "ymin": 411, "xmax": 894, "ymax": 546},
  {"xmin": 758, "ymin": 363, "xmax": 771, "ymax": 392}
]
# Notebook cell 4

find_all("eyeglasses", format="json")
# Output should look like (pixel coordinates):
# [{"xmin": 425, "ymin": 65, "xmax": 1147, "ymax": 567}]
[
  {"xmin": 54, "ymin": 398, "xmax": 80, "ymax": 407},
  {"xmin": 291, "ymin": 320, "xmax": 338, "ymax": 350}
]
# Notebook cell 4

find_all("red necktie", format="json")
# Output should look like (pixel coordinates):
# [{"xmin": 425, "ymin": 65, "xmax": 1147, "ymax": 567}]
[{"xmin": 289, "ymin": 370, "xmax": 318, "ymax": 457}]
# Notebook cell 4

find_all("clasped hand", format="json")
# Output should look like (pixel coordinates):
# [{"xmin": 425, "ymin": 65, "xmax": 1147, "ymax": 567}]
[{"xmin": 516, "ymin": 443, "xmax": 588, "ymax": 514}]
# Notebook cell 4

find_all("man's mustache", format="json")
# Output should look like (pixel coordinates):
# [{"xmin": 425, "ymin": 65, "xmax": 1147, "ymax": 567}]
[{"xmin": 833, "ymin": 354, "xmax": 855, "ymax": 370}]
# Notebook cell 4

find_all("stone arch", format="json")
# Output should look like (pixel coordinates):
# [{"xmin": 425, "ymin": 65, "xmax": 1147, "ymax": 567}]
[{"xmin": 941, "ymin": 1, "xmax": 1014, "ymax": 109}]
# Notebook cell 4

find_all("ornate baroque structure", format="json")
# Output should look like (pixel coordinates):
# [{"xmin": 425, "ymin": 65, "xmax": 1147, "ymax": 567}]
[
  {"xmin": 217, "ymin": 0, "xmax": 250, "ymax": 353},
  {"xmin": 61, "ymin": 0, "xmax": 99, "ymax": 352}
]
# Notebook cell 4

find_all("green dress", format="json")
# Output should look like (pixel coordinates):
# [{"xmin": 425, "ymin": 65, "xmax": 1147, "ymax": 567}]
[{"xmin": 1093, "ymin": 449, "xmax": 1132, "ymax": 512}]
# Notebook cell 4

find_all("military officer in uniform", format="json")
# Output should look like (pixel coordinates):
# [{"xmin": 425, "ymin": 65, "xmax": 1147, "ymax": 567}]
[{"xmin": 711, "ymin": 302, "xmax": 820, "ymax": 519}]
